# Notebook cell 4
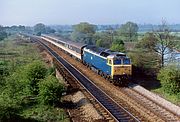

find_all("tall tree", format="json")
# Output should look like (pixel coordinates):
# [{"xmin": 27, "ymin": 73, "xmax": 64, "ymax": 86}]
[
  {"xmin": 137, "ymin": 21, "xmax": 176, "ymax": 68},
  {"xmin": 34, "ymin": 23, "xmax": 46, "ymax": 36},
  {"xmin": 118, "ymin": 21, "xmax": 138, "ymax": 42},
  {"xmin": 153, "ymin": 21, "xmax": 175, "ymax": 67},
  {"xmin": 71, "ymin": 22, "xmax": 96, "ymax": 44}
]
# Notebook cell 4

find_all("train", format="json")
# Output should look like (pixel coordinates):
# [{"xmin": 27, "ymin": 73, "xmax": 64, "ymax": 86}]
[{"xmin": 41, "ymin": 35, "xmax": 132, "ymax": 84}]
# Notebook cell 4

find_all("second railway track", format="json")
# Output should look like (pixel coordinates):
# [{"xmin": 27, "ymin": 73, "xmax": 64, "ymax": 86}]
[{"xmin": 33, "ymin": 36, "xmax": 140, "ymax": 122}]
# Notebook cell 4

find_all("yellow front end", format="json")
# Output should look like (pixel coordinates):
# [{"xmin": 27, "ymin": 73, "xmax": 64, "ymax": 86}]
[
  {"xmin": 107, "ymin": 57, "xmax": 132, "ymax": 80},
  {"xmin": 113, "ymin": 65, "xmax": 132, "ymax": 76}
]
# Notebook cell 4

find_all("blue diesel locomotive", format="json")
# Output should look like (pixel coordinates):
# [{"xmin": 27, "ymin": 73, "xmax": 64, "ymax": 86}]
[{"xmin": 83, "ymin": 45, "xmax": 132, "ymax": 83}]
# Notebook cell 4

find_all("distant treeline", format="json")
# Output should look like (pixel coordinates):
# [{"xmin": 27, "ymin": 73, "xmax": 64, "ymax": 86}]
[
  {"xmin": 49, "ymin": 24, "xmax": 180, "ymax": 32},
  {"xmin": 1, "ymin": 24, "xmax": 180, "ymax": 35}
]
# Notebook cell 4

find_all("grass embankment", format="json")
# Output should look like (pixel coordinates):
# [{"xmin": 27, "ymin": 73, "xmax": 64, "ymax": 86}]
[
  {"xmin": 0, "ymin": 35, "xmax": 69, "ymax": 122},
  {"xmin": 152, "ymin": 88, "xmax": 180, "ymax": 106}
]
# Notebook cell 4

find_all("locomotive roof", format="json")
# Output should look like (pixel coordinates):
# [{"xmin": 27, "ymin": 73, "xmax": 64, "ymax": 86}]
[{"xmin": 85, "ymin": 45, "xmax": 126, "ymax": 58}]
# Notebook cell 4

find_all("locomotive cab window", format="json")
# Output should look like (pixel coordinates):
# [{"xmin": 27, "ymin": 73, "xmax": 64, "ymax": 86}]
[
  {"xmin": 123, "ymin": 58, "xmax": 130, "ymax": 64},
  {"xmin": 113, "ymin": 58, "xmax": 121, "ymax": 65}
]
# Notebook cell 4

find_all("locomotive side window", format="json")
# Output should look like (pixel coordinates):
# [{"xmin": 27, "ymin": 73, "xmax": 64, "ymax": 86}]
[
  {"xmin": 123, "ymin": 58, "xmax": 130, "ymax": 64},
  {"xmin": 109, "ymin": 60, "xmax": 112, "ymax": 64},
  {"xmin": 107, "ymin": 59, "xmax": 112, "ymax": 65}
]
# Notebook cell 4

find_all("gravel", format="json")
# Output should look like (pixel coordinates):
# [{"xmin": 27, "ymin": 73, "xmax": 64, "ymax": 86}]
[
  {"xmin": 62, "ymin": 91, "xmax": 103, "ymax": 122},
  {"xmin": 72, "ymin": 91, "xmax": 102, "ymax": 121}
]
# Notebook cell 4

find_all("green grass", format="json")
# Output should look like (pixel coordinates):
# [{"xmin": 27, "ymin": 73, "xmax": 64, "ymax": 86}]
[{"xmin": 152, "ymin": 87, "xmax": 180, "ymax": 105}]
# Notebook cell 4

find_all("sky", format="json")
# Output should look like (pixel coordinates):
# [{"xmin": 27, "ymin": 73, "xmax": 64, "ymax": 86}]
[{"xmin": 0, "ymin": 0, "xmax": 180, "ymax": 26}]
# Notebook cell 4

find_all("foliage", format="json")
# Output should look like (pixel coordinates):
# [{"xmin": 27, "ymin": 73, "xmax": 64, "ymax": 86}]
[
  {"xmin": 136, "ymin": 32, "xmax": 157, "ymax": 50},
  {"xmin": 0, "ymin": 26, "xmax": 7, "ymax": 41},
  {"xmin": 45, "ymin": 26, "xmax": 56, "ymax": 34},
  {"xmin": 118, "ymin": 21, "xmax": 138, "ymax": 42},
  {"xmin": 0, "ymin": 102, "xmax": 20, "ymax": 121},
  {"xmin": 94, "ymin": 31, "xmax": 113, "ymax": 48},
  {"xmin": 129, "ymin": 32, "xmax": 160, "ymax": 76},
  {"xmin": 22, "ymin": 105, "xmax": 68, "ymax": 122},
  {"xmin": 157, "ymin": 66, "xmax": 180, "ymax": 95},
  {"xmin": 25, "ymin": 61, "xmax": 47, "ymax": 94},
  {"xmin": 38, "ymin": 75, "xmax": 64, "ymax": 105},
  {"xmin": 33, "ymin": 23, "xmax": 56, "ymax": 36},
  {"xmin": 96, "ymin": 39, "xmax": 104, "ymax": 47},
  {"xmin": 71, "ymin": 22, "xmax": 96, "ymax": 44},
  {"xmin": 34, "ymin": 23, "xmax": 46, "ymax": 35},
  {"xmin": 0, "ymin": 61, "xmax": 65, "ymax": 121},
  {"xmin": 110, "ymin": 37, "xmax": 125, "ymax": 52},
  {"xmin": 137, "ymin": 21, "xmax": 176, "ymax": 68},
  {"xmin": 0, "ymin": 66, "xmax": 30, "ymax": 120},
  {"xmin": 0, "ymin": 61, "xmax": 10, "ymax": 83},
  {"xmin": 128, "ymin": 49, "xmax": 160, "ymax": 76},
  {"xmin": 0, "ymin": 36, "xmax": 66, "ymax": 121}
]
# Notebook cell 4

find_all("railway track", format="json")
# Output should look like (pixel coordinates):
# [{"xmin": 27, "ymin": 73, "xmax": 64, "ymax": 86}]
[{"xmin": 32, "ymin": 36, "xmax": 140, "ymax": 122}]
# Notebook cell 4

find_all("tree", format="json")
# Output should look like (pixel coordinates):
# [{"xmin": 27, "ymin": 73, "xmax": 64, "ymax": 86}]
[
  {"xmin": 94, "ymin": 31, "xmax": 113, "ymax": 48},
  {"xmin": 45, "ymin": 26, "xmax": 56, "ymax": 34},
  {"xmin": 118, "ymin": 21, "xmax": 138, "ymax": 42},
  {"xmin": 0, "ymin": 26, "xmax": 7, "ymax": 41},
  {"xmin": 110, "ymin": 38, "xmax": 125, "ymax": 52},
  {"xmin": 18, "ymin": 25, "xmax": 25, "ymax": 31},
  {"xmin": 71, "ymin": 22, "xmax": 96, "ymax": 44},
  {"xmin": 34, "ymin": 23, "xmax": 46, "ymax": 36},
  {"xmin": 152, "ymin": 21, "xmax": 175, "ymax": 67},
  {"xmin": 129, "ymin": 33, "xmax": 160, "ymax": 76},
  {"xmin": 96, "ymin": 39, "xmax": 103, "ymax": 47}
]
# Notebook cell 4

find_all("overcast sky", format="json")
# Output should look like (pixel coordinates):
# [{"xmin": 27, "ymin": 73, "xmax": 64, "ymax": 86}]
[{"xmin": 0, "ymin": 0, "xmax": 180, "ymax": 26}]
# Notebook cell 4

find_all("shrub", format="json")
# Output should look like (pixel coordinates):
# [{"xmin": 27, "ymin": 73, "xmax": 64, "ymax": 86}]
[
  {"xmin": 22, "ymin": 105, "xmax": 67, "ymax": 121},
  {"xmin": 157, "ymin": 66, "xmax": 180, "ymax": 95},
  {"xmin": 26, "ymin": 61, "xmax": 47, "ymax": 94},
  {"xmin": 38, "ymin": 75, "xmax": 64, "ymax": 105}
]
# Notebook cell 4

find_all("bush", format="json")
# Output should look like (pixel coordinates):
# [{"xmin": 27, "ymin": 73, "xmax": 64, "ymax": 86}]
[
  {"xmin": 22, "ymin": 105, "xmax": 67, "ymax": 121},
  {"xmin": 0, "ymin": 98, "xmax": 20, "ymax": 121},
  {"xmin": 26, "ymin": 61, "xmax": 47, "ymax": 94},
  {"xmin": 0, "ymin": 61, "xmax": 48, "ymax": 121},
  {"xmin": 157, "ymin": 66, "xmax": 180, "ymax": 95},
  {"xmin": 38, "ymin": 75, "xmax": 64, "ymax": 105}
]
